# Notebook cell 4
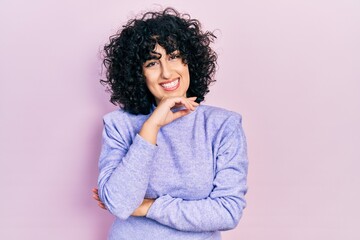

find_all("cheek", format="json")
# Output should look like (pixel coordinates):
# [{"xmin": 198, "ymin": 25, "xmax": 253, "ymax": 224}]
[
  {"xmin": 183, "ymin": 67, "xmax": 190, "ymax": 82},
  {"xmin": 143, "ymin": 73, "xmax": 154, "ymax": 85},
  {"xmin": 143, "ymin": 70, "xmax": 160, "ymax": 83},
  {"xmin": 177, "ymin": 64, "xmax": 189, "ymax": 77}
]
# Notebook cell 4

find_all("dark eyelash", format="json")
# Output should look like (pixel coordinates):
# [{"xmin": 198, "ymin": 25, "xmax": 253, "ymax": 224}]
[
  {"xmin": 145, "ymin": 62, "xmax": 156, "ymax": 68},
  {"xmin": 170, "ymin": 53, "xmax": 180, "ymax": 59}
]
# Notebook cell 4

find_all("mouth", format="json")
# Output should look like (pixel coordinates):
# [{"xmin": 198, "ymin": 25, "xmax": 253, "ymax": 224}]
[{"xmin": 160, "ymin": 78, "xmax": 180, "ymax": 91}]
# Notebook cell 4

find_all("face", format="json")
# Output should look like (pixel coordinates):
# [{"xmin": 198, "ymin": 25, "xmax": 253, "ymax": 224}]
[{"xmin": 142, "ymin": 44, "xmax": 190, "ymax": 105}]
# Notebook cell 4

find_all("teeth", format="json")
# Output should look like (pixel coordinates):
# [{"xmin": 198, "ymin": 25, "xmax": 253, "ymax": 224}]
[{"xmin": 161, "ymin": 79, "xmax": 179, "ymax": 89}]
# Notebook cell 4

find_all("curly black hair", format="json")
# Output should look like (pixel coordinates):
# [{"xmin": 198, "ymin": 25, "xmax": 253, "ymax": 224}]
[{"xmin": 101, "ymin": 7, "xmax": 217, "ymax": 115}]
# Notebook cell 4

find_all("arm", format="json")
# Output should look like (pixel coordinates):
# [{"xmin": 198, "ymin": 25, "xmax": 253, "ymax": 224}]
[
  {"xmin": 97, "ymin": 115, "xmax": 158, "ymax": 220},
  {"xmin": 98, "ymin": 97, "xmax": 199, "ymax": 219},
  {"xmin": 146, "ymin": 115, "xmax": 248, "ymax": 232}
]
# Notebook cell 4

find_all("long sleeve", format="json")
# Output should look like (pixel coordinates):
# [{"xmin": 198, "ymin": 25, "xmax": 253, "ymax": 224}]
[
  {"xmin": 146, "ymin": 115, "xmax": 248, "ymax": 232},
  {"xmin": 97, "ymin": 113, "xmax": 158, "ymax": 220}
]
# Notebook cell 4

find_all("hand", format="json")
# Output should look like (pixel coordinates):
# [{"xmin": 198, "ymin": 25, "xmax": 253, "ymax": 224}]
[
  {"xmin": 147, "ymin": 96, "xmax": 199, "ymax": 128},
  {"xmin": 131, "ymin": 198, "xmax": 155, "ymax": 217},
  {"xmin": 92, "ymin": 188, "xmax": 107, "ymax": 210},
  {"xmin": 92, "ymin": 188, "xmax": 155, "ymax": 216},
  {"xmin": 139, "ymin": 96, "xmax": 199, "ymax": 145}
]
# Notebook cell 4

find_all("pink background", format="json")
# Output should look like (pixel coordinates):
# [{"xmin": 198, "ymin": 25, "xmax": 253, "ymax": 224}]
[{"xmin": 1, "ymin": 0, "xmax": 359, "ymax": 239}]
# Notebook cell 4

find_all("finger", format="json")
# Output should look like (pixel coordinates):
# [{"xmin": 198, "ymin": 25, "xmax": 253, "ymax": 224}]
[
  {"xmin": 92, "ymin": 188, "xmax": 98, "ymax": 194},
  {"xmin": 93, "ymin": 194, "xmax": 100, "ymax": 201},
  {"xmin": 170, "ymin": 98, "xmax": 190, "ymax": 110},
  {"xmin": 190, "ymin": 101, "xmax": 199, "ymax": 107},
  {"xmin": 187, "ymin": 97, "xmax": 200, "ymax": 107},
  {"xmin": 98, "ymin": 202, "xmax": 107, "ymax": 210},
  {"xmin": 187, "ymin": 101, "xmax": 195, "ymax": 111},
  {"xmin": 189, "ymin": 101, "xmax": 199, "ymax": 110},
  {"xmin": 178, "ymin": 99, "xmax": 191, "ymax": 111},
  {"xmin": 178, "ymin": 97, "xmax": 194, "ymax": 111},
  {"xmin": 189, "ymin": 98, "xmax": 200, "ymax": 107},
  {"xmin": 166, "ymin": 97, "xmax": 196, "ymax": 111},
  {"xmin": 187, "ymin": 96, "xmax": 197, "ymax": 101},
  {"xmin": 183, "ymin": 98, "xmax": 198, "ymax": 111}
]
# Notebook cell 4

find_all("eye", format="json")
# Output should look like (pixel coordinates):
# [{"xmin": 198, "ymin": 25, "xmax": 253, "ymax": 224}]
[
  {"xmin": 169, "ymin": 52, "xmax": 181, "ymax": 61},
  {"xmin": 144, "ymin": 61, "xmax": 157, "ymax": 68}
]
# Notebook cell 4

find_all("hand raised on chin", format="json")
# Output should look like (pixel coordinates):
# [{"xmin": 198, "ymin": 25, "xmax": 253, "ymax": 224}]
[
  {"xmin": 147, "ymin": 96, "xmax": 199, "ymax": 128},
  {"xmin": 139, "ymin": 96, "xmax": 199, "ymax": 145}
]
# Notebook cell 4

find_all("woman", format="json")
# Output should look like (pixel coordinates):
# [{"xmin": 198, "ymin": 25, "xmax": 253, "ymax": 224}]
[{"xmin": 93, "ymin": 7, "xmax": 248, "ymax": 240}]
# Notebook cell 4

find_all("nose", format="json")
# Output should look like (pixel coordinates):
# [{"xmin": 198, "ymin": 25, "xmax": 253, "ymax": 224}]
[{"xmin": 161, "ymin": 61, "xmax": 172, "ymax": 79}]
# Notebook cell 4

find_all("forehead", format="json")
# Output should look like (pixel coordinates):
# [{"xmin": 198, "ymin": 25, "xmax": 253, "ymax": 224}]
[{"xmin": 152, "ymin": 44, "xmax": 166, "ymax": 53}]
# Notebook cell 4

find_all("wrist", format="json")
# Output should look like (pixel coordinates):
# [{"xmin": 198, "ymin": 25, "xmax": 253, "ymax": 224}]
[
  {"xmin": 144, "ymin": 118, "xmax": 161, "ymax": 131},
  {"xmin": 143, "ymin": 199, "xmax": 155, "ymax": 216},
  {"xmin": 139, "ymin": 121, "xmax": 160, "ymax": 145}
]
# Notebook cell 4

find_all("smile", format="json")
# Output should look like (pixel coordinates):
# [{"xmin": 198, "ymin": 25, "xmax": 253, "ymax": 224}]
[{"xmin": 160, "ymin": 79, "xmax": 180, "ymax": 91}]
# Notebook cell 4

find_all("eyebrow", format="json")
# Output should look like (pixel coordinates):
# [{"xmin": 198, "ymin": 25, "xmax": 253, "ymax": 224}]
[
  {"xmin": 144, "ymin": 50, "xmax": 180, "ymax": 61},
  {"xmin": 145, "ymin": 51, "xmax": 162, "ymax": 61}
]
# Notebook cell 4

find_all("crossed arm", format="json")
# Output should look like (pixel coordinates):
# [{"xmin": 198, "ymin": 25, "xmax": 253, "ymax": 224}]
[
  {"xmin": 92, "ymin": 188, "xmax": 154, "ymax": 216},
  {"xmin": 94, "ymin": 97, "xmax": 248, "ymax": 232}
]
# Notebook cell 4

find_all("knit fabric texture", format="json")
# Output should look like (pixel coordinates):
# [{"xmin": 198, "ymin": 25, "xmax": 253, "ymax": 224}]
[{"xmin": 98, "ymin": 104, "xmax": 248, "ymax": 240}]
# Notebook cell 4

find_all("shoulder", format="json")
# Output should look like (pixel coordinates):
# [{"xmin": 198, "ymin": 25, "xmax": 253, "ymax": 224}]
[
  {"xmin": 102, "ymin": 108, "xmax": 148, "ymax": 127},
  {"xmin": 101, "ymin": 108, "xmax": 149, "ymax": 142},
  {"xmin": 103, "ymin": 108, "xmax": 128, "ymax": 123},
  {"xmin": 197, "ymin": 104, "xmax": 243, "ymax": 125},
  {"xmin": 198, "ymin": 106, "xmax": 247, "ymax": 152}
]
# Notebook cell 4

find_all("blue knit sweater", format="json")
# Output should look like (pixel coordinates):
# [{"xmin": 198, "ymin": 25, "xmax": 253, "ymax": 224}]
[{"xmin": 97, "ymin": 104, "xmax": 248, "ymax": 240}]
